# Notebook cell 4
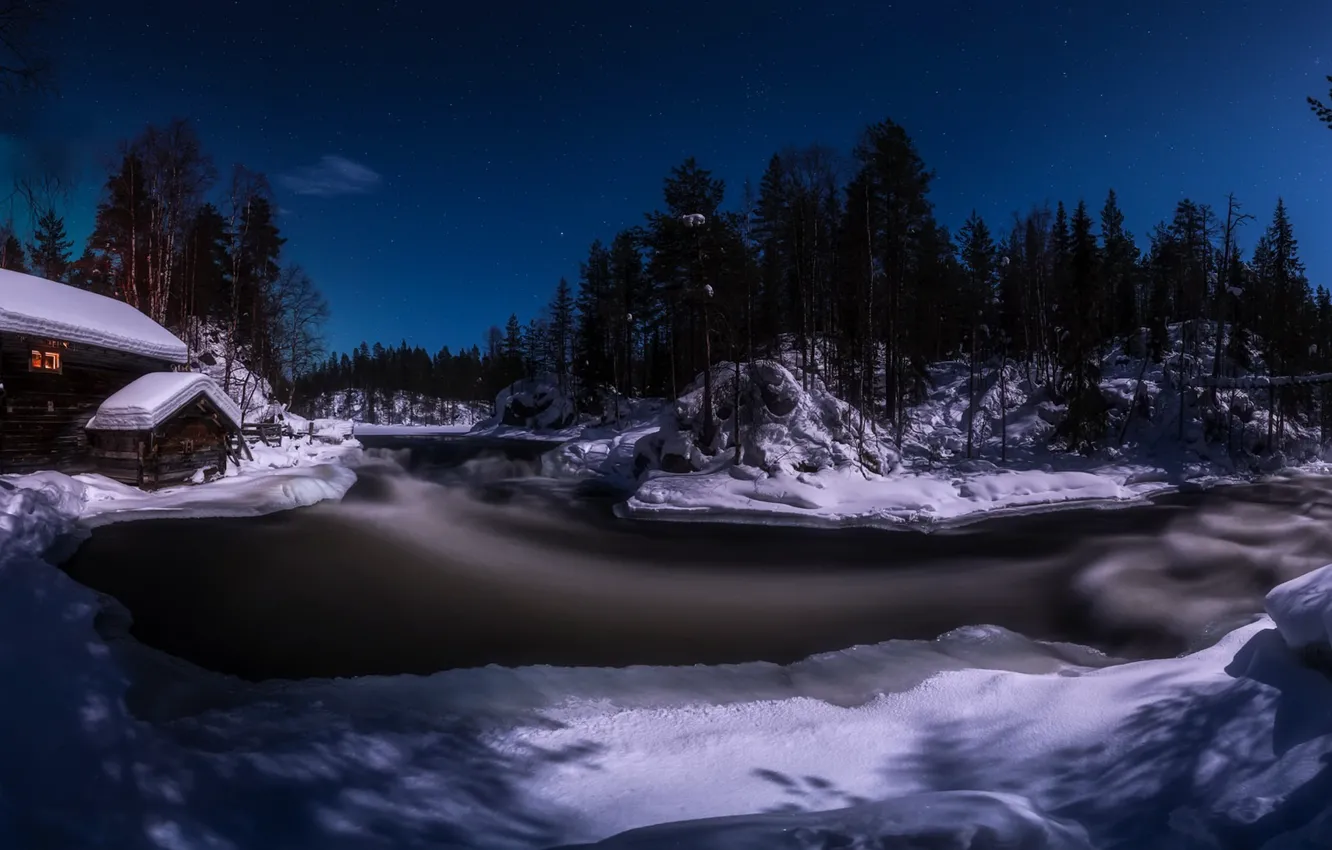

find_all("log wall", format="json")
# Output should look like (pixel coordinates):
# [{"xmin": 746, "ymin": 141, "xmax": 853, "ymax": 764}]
[{"xmin": 0, "ymin": 333, "xmax": 176, "ymax": 475}]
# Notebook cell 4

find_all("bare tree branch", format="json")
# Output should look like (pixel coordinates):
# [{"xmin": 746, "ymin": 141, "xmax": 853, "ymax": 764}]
[{"xmin": 0, "ymin": 0, "xmax": 56, "ymax": 94}]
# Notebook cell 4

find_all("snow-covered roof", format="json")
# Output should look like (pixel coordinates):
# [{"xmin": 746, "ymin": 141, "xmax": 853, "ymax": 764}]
[
  {"xmin": 86, "ymin": 372, "xmax": 244, "ymax": 432},
  {"xmin": 0, "ymin": 268, "xmax": 188, "ymax": 363}
]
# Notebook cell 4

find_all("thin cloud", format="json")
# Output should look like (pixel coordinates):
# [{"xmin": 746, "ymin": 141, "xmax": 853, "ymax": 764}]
[{"xmin": 279, "ymin": 155, "xmax": 382, "ymax": 197}]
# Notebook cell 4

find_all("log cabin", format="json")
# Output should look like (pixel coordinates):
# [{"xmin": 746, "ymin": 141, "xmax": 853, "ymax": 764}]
[
  {"xmin": 86, "ymin": 372, "xmax": 244, "ymax": 488},
  {"xmin": 0, "ymin": 267, "xmax": 199, "ymax": 477}
]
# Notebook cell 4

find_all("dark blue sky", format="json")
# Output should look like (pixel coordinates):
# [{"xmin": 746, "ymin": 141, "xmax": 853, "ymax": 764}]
[{"xmin": 13, "ymin": 0, "xmax": 1332, "ymax": 354}]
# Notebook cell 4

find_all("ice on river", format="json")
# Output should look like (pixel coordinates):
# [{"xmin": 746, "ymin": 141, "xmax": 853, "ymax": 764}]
[{"xmin": 4, "ymin": 451, "xmax": 1332, "ymax": 848}]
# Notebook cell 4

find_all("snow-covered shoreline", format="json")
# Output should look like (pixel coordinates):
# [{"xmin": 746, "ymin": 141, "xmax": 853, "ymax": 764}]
[
  {"xmin": 1, "ymin": 436, "xmax": 362, "ymax": 535},
  {"xmin": 5, "ymin": 425, "xmax": 1332, "ymax": 845}
]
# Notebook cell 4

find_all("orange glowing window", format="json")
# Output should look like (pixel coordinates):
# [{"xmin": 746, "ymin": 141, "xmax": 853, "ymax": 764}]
[{"xmin": 29, "ymin": 350, "xmax": 62, "ymax": 373}]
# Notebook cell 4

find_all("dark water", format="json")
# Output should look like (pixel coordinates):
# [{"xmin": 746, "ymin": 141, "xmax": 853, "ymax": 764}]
[{"xmin": 58, "ymin": 437, "xmax": 1332, "ymax": 682}]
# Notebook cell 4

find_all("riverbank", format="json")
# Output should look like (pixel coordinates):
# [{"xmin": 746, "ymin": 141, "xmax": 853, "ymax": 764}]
[{"xmin": 8, "ymin": 432, "xmax": 1332, "ymax": 846}]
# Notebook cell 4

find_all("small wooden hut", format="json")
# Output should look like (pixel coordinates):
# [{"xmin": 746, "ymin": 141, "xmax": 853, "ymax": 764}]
[
  {"xmin": 0, "ymin": 268, "xmax": 189, "ymax": 474},
  {"xmin": 85, "ymin": 372, "xmax": 245, "ymax": 489}
]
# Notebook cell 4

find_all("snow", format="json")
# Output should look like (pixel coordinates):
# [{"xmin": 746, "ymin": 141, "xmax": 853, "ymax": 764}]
[
  {"xmin": 5, "ymin": 434, "xmax": 1332, "ymax": 845},
  {"xmin": 473, "ymin": 376, "xmax": 578, "ymax": 434},
  {"xmin": 185, "ymin": 321, "xmax": 278, "ymax": 424},
  {"xmin": 544, "ymin": 324, "xmax": 1332, "ymax": 527},
  {"xmin": 625, "ymin": 465, "xmax": 1151, "ymax": 527},
  {"xmin": 85, "ymin": 372, "xmax": 244, "ymax": 432},
  {"xmin": 352, "ymin": 423, "xmax": 473, "ymax": 437},
  {"xmin": 4, "ymin": 485, "xmax": 1332, "ymax": 850},
  {"xmin": 585, "ymin": 792, "xmax": 1094, "ymax": 849},
  {"xmin": 1266, "ymin": 562, "xmax": 1332, "ymax": 653},
  {"xmin": 2, "ymin": 437, "xmax": 361, "ymax": 528},
  {"xmin": 0, "ymin": 267, "xmax": 188, "ymax": 363}
]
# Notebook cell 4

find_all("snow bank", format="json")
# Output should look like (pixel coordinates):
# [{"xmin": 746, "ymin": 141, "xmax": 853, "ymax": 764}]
[
  {"xmin": 86, "ymin": 371, "xmax": 244, "ymax": 431},
  {"xmin": 582, "ymin": 791, "xmax": 1093, "ymax": 850},
  {"xmin": 353, "ymin": 423, "xmax": 473, "ymax": 437},
  {"xmin": 2, "ymin": 438, "xmax": 360, "ymax": 529},
  {"xmin": 626, "ymin": 466, "xmax": 1148, "ymax": 527},
  {"xmin": 5, "ymin": 472, "xmax": 1332, "ymax": 846},
  {"xmin": 0, "ymin": 268, "xmax": 188, "ymax": 363},
  {"xmin": 1266, "ymin": 562, "xmax": 1332, "ymax": 655}
]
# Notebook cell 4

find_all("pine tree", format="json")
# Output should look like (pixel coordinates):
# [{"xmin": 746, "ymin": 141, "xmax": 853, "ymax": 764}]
[
  {"xmin": 575, "ymin": 240, "xmax": 614, "ymax": 403},
  {"xmin": 958, "ymin": 211, "xmax": 996, "ymax": 458},
  {"xmin": 0, "ymin": 230, "xmax": 26, "ymax": 273},
  {"xmin": 1251, "ymin": 199, "xmax": 1308, "ymax": 378},
  {"xmin": 1099, "ymin": 190, "xmax": 1139, "ymax": 350},
  {"xmin": 29, "ymin": 206, "xmax": 72, "ymax": 281},
  {"xmin": 1056, "ymin": 201, "xmax": 1106, "ymax": 452},
  {"xmin": 88, "ymin": 151, "xmax": 150, "ymax": 307},
  {"xmin": 502, "ymin": 313, "xmax": 524, "ymax": 385},
  {"xmin": 609, "ymin": 230, "xmax": 646, "ymax": 395},
  {"xmin": 548, "ymin": 277, "xmax": 575, "ymax": 393},
  {"xmin": 523, "ymin": 318, "xmax": 549, "ymax": 379},
  {"xmin": 853, "ymin": 118, "xmax": 937, "ymax": 433}
]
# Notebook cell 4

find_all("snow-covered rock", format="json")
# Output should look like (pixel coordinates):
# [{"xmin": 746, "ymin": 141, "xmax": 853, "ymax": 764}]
[
  {"xmin": 1266, "ymin": 562, "xmax": 1332, "ymax": 659},
  {"xmin": 481, "ymin": 377, "xmax": 576, "ymax": 432},
  {"xmin": 639, "ymin": 360, "xmax": 896, "ymax": 478}
]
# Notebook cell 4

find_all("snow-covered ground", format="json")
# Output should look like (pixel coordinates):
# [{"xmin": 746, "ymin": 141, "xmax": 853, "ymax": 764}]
[
  {"xmin": 2, "ymin": 436, "xmax": 361, "ymax": 531},
  {"xmin": 625, "ymin": 464, "xmax": 1171, "ymax": 527},
  {"xmin": 351, "ymin": 423, "xmax": 474, "ymax": 437},
  {"xmin": 509, "ymin": 325, "xmax": 1332, "ymax": 528},
  {"xmin": 5, "ymin": 445, "xmax": 1332, "ymax": 848}
]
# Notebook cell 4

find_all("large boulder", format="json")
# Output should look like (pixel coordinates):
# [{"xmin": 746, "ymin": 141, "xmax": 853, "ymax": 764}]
[
  {"xmin": 1266, "ymin": 563, "xmax": 1332, "ymax": 668},
  {"xmin": 635, "ymin": 360, "xmax": 897, "ymax": 478},
  {"xmin": 490, "ymin": 377, "xmax": 576, "ymax": 431}
]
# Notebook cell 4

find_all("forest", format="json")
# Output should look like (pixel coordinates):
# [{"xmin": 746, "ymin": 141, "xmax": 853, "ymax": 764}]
[
  {"xmin": 1, "ymin": 120, "xmax": 330, "ymax": 409},
  {"xmin": 299, "ymin": 104, "xmax": 1332, "ymax": 452}
]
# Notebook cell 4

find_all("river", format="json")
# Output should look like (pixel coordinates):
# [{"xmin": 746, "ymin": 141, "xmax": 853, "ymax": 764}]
[{"xmin": 58, "ymin": 436, "xmax": 1332, "ymax": 682}]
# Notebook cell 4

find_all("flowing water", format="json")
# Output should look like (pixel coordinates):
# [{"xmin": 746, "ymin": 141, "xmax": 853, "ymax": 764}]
[{"xmin": 58, "ymin": 437, "xmax": 1332, "ymax": 682}]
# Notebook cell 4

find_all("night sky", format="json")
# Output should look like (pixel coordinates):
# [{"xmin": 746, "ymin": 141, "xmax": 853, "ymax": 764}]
[{"xmin": 11, "ymin": 0, "xmax": 1332, "ymax": 355}]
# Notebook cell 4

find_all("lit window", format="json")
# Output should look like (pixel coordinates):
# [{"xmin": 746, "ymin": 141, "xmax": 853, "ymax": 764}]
[{"xmin": 29, "ymin": 350, "xmax": 62, "ymax": 373}]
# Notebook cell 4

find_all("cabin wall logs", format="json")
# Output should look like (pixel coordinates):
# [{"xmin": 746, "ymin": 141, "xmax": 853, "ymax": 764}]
[{"xmin": 0, "ymin": 333, "xmax": 175, "ymax": 474}]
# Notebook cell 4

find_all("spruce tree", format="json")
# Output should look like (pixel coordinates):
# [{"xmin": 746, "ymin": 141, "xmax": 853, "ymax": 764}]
[
  {"xmin": 548, "ymin": 277, "xmax": 575, "ymax": 393},
  {"xmin": 853, "ymin": 118, "xmax": 937, "ymax": 430},
  {"xmin": 958, "ymin": 211, "xmax": 997, "ymax": 458},
  {"xmin": 1056, "ymin": 201, "xmax": 1106, "ymax": 452},
  {"xmin": 0, "ymin": 232, "xmax": 26, "ymax": 273},
  {"xmin": 29, "ymin": 206, "xmax": 72, "ymax": 281},
  {"xmin": 502, "ymin": 313, "xmax": 524, "ymax": 385},
  {"xmin": 1099, "ymin": 190, "xmax": 1139, "ymax": 350},
  {"xmin": 575, "ymin": 240, "xmax": 614, "ymax": 402}
]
